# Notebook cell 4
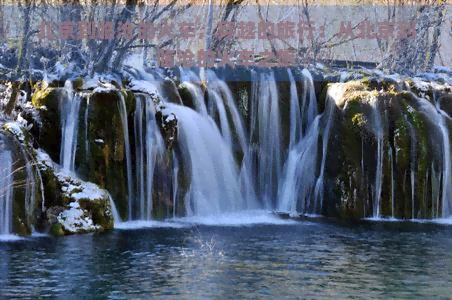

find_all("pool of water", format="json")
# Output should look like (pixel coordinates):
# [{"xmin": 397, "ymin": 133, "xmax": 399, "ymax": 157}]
[{"xmin": 1, "ymin": 215, "xmax": 452, "ymax": 299}]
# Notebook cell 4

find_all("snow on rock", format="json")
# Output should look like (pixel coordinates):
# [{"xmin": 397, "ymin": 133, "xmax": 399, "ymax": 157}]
[
  {"xmin": 36, "ymin": 148, "xmax": 115, "ymax": 236},
  {"xmin": 57, "ymin": 203, "xmax": 101, "ymax": 234},
  {"xmin": 2, "ymin": 121, "xmax": 26, "ymax": 142}
]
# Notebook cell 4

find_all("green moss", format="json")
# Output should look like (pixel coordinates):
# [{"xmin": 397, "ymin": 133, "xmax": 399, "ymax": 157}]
[
  {"xmin": 351, "ymin": 113, "xmax": 366, "ymax": 127},
  {"xmin": 121, "ymin": 89, "xmax": 136, "ymax": 114},
  {"xmin": 50, "ymin": 223, "xmax": 65, "ymax": 237},
  {"xmin": 31, "ymin": 86, "xmax": 60, "ymax": 111}
]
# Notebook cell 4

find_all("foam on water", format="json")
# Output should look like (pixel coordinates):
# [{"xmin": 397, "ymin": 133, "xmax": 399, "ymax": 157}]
[
  {"xmin": 114, "ymin": 220, "xmax": 188, "ymax": 230},
  {"xmin": 175, "ymin": 210, "xmax": 298, "ymax": 226},
  {"xmin": 0, "ymin": 234, "xmax": 23, "ymax": 242}
]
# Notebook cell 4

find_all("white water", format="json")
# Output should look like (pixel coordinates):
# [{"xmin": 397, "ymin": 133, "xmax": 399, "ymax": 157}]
[
  {"xmin": 389, "ymin": 146, "xmax": 395, "ymax": 218},
  {"xmin": 172, "ymin": 151, "xmax": 179, "ymax": 218},
  {"xmin": 135, "ymin": 98, "xmax": 145, "ymax": 218},
  {"xmin": 278, "ymin": 117, "xmax": 320, "ymax": 213},
  {"xmin": 60, "ymin": 82, "xmax": 81, "ymax": 171},
  {"xmin": 278, "ymin": 82, "xmax": 342, "ymax": 214},
  {"xmin": 0, "ymin": 147, "xmax": 13, "ymax": 236},
  {"xmin": 313, "ymin": 86, "xmax": 339, "ymax": 213},
  {"xmin": 108, "ymin": 195, "xmax": 121, "ymax": 224},
  {"xmin": 408, "ymin": 92, "xmax": 452, "ymax": 218},
  {"xmin": 179, "ymin": 69, "xmax": 208, "ymax": 116},
  {"xmin": 117, "ymin": 91, "xmax": 134, "ymax": 221},
  {"xmin": 248, "ymin": 71, "xmax": 281, "ymax": 209},
  {"xmin": 436, "ymin": 94, "xmax": 452, "ymax": 218},
  {"xmin": 371, "ymin": 100, "xmax": 384, "ymax": 218},
  {"xmin": 128, "ymin": 92, "xmax": 164, "ymax": 221},
  {"xmin": 166, "ymin": 103, "xmax": 249, "ymax": 216},
  {"xmin": 300, "ymin": 69, "xmax": 319, "ymax": 136}
]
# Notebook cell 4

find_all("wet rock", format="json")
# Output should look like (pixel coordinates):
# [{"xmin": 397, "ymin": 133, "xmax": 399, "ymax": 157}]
[
  {"xmin": 36, "ymin": 149, "xmax": 114, "ymax": 236},
  {"xmin": 0, "ymin": 122, "xmax": 43, "ymax": 236}
]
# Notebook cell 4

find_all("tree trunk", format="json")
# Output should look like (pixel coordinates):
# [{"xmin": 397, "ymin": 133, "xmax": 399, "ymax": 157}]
[
  {"xmin": 15, "ymin": 0, "xmax": 31, "ymax": 77},
  {"xmin": 4, "ymin": 82, "xmax": 21, "ymax": 115},
  {"xmin": 427, "ymin": 5, "xmax": 444, "ymax": 71}
]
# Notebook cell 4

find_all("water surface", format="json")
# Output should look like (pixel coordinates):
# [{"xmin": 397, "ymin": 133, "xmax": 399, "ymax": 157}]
[{"xmin": 1, "ymin": 216, "xmax": 452, "ymax": 299}]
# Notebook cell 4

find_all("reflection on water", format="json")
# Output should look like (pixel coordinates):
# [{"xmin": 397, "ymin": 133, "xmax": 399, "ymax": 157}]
[{"xmin": 1, "ymin": 223, "xmax": 452, "ymax": 299}]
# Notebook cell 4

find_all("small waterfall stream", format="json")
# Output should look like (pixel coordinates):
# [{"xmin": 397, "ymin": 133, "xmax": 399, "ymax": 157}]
[
  {"xmin": 0, "ymin": 144, "xmax": 13, "ymax": 235},
  {"xmin": 60, "ymin": 82, "xmax": 82, "ymax": 171},
  {"xmin": 437, "ymin": 108, "xmax": 452, "ymax": 218}
]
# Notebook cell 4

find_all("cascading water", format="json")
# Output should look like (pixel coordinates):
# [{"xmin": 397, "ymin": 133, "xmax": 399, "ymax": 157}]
[
  {"xmin": 134, "ymin": 97, "xmax": 146, "ymax": 219},
  {"xmin": 117, "ymin": 91, "xmax": 134, "ymax": 221},
  {"xmin": 300, "ymin": 69, "xmax": 319, "ymax": 136},
  {"xmin": 248, "ymin": 71, "xmax": 281, "ymax": 210},
  {"xmin": 166, "ymin": 103, "xmax": 246, "ymax": 216},
  {"xmin": 205, "ymin": 71, "xmax": 255, "ymax": 202},
  {"xmin": 172, "ymin": 150, "xmax": 179, "ymax": 218},
  {"xmin": 313, "ymin": 87, "xmax": 338, "ymax": 213},
  {"xmin": 0, "ymin": 143, "xmax": 13, "ymax": 235},
  {"xmin": 404, "ymin": 91, "xmax": 452, "ymax": 219},
  {"xmin": 179, "ymin": 69, "xmax": 208, "ymax": 116},
  {"xmin": 389, "ymin": 146, "xmax": 395, "ymax": 218},
  {"xmin": 372, "ymin": 102, "xmax": 384, "ymax": 219},
  {"xmin": 278, "ymin": 77, "xmax": 341, "ymax": 215},
  {"xmin": 278, "ymin": 117, "xmax": 320, "ymax": 213},
  {"xmin": 437, "ymin": 104, "xmax": 452, "ymax": 218},
  {"xmin": 131, "ymin": 93, "xmax": 165, "ymax": 220},
  {"xmin": 406, "ymin": 118, "xmax": 417, "ymax": 220},
  {"xmin": 60, "ymin": 82, "xmax": 82, "ymax": 171}
]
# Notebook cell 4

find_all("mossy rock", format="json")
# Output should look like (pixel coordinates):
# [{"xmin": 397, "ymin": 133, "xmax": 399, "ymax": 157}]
[
  {"xmin": 50, "ymin": 223, "xmax": 65, "ymax": 237},
  {"xmin": 31, "ymin": 84, "xmax": 60, "ymax": 112},
  {"xmin": 0, "ymin": 129, "xmax": 43, "ymax": 236}
]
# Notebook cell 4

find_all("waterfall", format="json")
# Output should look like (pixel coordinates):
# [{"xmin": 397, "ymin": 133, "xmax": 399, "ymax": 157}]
[
  {"xmin": 117, "ymin": 92, "xmax": 134, "ymax": 221},
  {"xmin": 179, "ymin": 69, "xmax": 208, "ymax": 115},
  {"xmin": 206, "ymin": 71, "xmax": 255, "ymax": 202},
  {"xmin": 108, "ymin": 195, "xmax": 121, "ymax": 224},
  {"xmin": 144, "ymin": 97, "xmax": 164, "ymax": 220},
  {"xmin": 172, "ymin": 150, "xmax": 179, "ymax": 218},
  {"xmin": 166, "ymin": 103, "xmax": 245, "ymax": 216},
  {"xmin": 438, "ymin": 109, "xmax": 452, "ymax": 217},
  {"xmin": 84, "ymin": 96, "xmax": 90, "ymax": 158},
  {"xmin": 371, "ymin": 101, "xmax": 384, "ymax": 219},
  {"xmin": 410, "ymin": 131, "xmax": 416, "ymax": 220},
  {"xmin": 135, "ymin": 97, "xmax": 146, "ymax": 219},
  {"xmin": 278, "ymin": 117, "xmax": 320, "ymax": 213},
  {"xmin": 288, "ymin": 69, "xmax": 301, "ymax": 149},
  {"xmin": 313, "ymin": 88, "xmax": 337, "ymax": 213},
  {"xmin": 60, "ymin": 82, "xmax": 81, "ymax": 171},
  {"xmin": 389, "ymin": 146, "xmax": 395, "ymax": 218},
  {"xmin": 248, "ymin": 71, "xmax": 281, "ymax": 209},
  {"xmin": 300, "ymin": 69, "xmax": 318, "ymax": 136},
  {"xmin": 0, "ymin": 145, "xmax": 13, "ymax": 235},
  {"xmin": 134, "ymin": 93, "xmax": 164, "ymax": 220},
  {"xmin": 278, "ymin": 82, "xmax": 342, "ymax": 214}
]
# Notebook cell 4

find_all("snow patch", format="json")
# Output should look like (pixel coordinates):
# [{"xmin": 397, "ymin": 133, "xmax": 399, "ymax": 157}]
[
  {"xmin": 57, "ymin": 205, "xmax": 101, "ymax": 233},
  {"xmin": 2, "ymin": 122, "xmax": 25, "ymax": 142}
]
